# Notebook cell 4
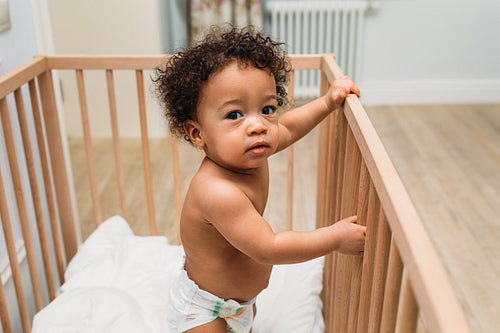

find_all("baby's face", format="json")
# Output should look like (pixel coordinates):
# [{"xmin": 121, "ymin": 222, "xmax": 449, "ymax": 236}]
[{"xmin": 192, "ymin": 62, "xmax": 279, "ymax": 172}]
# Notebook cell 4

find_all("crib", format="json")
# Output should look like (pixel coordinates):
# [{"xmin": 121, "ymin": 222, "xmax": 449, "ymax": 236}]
[{"xmin": 0, "ymin": 54, "xmax": 472, "ymax": 332}]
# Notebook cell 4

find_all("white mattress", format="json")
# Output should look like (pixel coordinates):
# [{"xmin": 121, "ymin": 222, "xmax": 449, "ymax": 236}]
[{"xmin": 32, "ymin": 216, "xmax": 324, "ymax": 332}]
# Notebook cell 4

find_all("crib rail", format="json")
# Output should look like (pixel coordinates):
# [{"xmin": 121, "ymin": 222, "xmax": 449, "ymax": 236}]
[
  {"xmin": 0, "ymin": 57, "xmax": 75, "ymax": 332},
  {"xmin": 0, "ymin": 55, "xmax": 471, "ymax": 332},
  {"xmin": 315, "ymin": 57, "xmax": 472, "ymax": 332}
]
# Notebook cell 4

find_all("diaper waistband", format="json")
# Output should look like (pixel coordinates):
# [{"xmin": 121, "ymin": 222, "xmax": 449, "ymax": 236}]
[{"xmin": 177, "ymin": 259, "xmax": 255, "ymax": 319}]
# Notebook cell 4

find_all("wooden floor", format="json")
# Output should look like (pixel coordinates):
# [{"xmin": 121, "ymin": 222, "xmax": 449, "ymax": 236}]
[
  {"xmin": 69, "ymin": 129, "xmax": 320, "ymax": 243},
  {"xmin": 365, "ymin": 104, "xmax": 500, "ymax": 333},
  {"xmin": 70, "ymin": 103, "xmax": 499, "ymax": 332}
]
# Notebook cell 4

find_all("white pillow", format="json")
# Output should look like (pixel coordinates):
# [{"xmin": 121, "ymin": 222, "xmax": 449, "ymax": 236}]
[
  {"xmin": 34, "ymin": 216, "xmax": 183, "ymax": 332},
  {"xmin": 32, "ymin": 287, "xmax": 155, "ymax": 333},
  {"xmin": 253, "ymin": 257, "xmax": 325, "ymax": 333}
]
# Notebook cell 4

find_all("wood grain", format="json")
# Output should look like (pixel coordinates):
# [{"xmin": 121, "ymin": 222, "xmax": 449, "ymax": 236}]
[{"xmin": 365, "ymin": 104, "xmax": 500, "ymax": 333}]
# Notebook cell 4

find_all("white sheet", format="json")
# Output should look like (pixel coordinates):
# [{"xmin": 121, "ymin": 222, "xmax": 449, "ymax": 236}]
[{"xmin": 32, "ymin": 216, "xmax": 324, "ymax": 332}]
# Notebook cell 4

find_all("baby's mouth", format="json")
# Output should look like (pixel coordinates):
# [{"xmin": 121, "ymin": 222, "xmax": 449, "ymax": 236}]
[{"xmin": 247, "ymin": 143, "xmax": 269, "ymax": 154}]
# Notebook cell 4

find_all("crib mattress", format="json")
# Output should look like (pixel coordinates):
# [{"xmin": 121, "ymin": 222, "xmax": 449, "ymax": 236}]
[{"xmin": 32, "ymin": 216, "xmax": 324, "ymax": 332}]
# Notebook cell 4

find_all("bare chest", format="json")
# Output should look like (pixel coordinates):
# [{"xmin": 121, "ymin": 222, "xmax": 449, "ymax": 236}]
[{"xmin": 237, "ymin": 169, "xmax": 269, "ymax": 215}]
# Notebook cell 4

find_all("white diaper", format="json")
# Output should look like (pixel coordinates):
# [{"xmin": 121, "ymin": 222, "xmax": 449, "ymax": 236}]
[{"xmin": 167, "ymin": 261, "xmax": 255, "ymax": 333}]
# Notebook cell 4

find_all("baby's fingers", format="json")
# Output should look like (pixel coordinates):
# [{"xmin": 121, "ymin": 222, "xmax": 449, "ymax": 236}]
[
  {"xmin": 342, "ymin": 215, "xmax": 358, "ymax": 224},
  {"xmin": 336, "ymin": 76, "xmax": 361, "ymax": 98},
  {"xmin": 350, "ymin": 82, "xmax": 361, "ymax": 98}
]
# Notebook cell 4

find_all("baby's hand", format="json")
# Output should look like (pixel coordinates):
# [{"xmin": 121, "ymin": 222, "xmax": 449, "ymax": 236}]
[
  {"xmin": 322, "ymin": 75, "xmax": 361, "ymax": 111},
  {"xmin": 331, "ymin": 215, "xmax": 366, "ymax": 255}
]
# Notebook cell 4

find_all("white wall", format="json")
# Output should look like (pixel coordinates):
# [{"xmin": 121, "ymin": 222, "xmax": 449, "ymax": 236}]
[
  {"xmin": 363, "ymin": 0, "xmax": 500, "ymax": 81},
  {"xmin": 360, "ymin": 0, "xmax": 500, "ymax": 105},
  {"xmin": 48, "ymin": 0, "xmax": 167, "ymax": 138},
  {"xmin": 266, "ymin": 0, "xmax": 500, "ymax": 105},
  {"xmin": 47, "ymin": 0, "xmax": 500, "ymax": 136},
  {"xmin": 0, "ymin": 0, "xmax": 38, "ymax": 72},
  {"xmin": 50, "ymin": 0, "xmax": 500, "ymax": 137}
]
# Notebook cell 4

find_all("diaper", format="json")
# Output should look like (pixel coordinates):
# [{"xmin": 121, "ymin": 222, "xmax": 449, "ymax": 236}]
[{"xmin": 167, "ymin": 261, "xmax": 255, "ymax": 333}]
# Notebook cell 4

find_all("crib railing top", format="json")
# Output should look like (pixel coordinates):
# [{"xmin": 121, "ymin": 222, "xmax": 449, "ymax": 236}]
[
  {"xmin": 318, "ymin": 57, "xmax": 472, "ymax": 333},
  {"xmin": 0, "ymin": 54, "xmax": 472, "ymax": 333}
]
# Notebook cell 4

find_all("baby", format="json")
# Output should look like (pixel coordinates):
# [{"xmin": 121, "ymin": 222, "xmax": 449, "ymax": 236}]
[{"xmin": 155, "ymin": 26, "xmax": 366, "ymax": 333}]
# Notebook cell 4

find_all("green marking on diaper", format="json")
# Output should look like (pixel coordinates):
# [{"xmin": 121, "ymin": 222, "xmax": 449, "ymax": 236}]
[
  {"xmin": 213, "ymin": 301, "xmax": 224, "ymax": 317},
  {"xmin": 236, "ymin": 307, "xmax": 244, "ymax": 315}
]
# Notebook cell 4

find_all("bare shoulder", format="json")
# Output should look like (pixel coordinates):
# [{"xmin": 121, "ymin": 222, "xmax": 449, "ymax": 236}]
[
  {"xmin": 189, "ymin": 170, "xmax": 249, "ymax": 211},
  {"xmin": 186, "ymin": 173, "xmax": 263, "ymax": 235}
]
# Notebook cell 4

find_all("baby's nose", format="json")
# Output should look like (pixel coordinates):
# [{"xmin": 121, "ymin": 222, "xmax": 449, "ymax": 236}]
[{"xmin": 247, "ymin": 117, "xmax": 267, "ymax": 135}]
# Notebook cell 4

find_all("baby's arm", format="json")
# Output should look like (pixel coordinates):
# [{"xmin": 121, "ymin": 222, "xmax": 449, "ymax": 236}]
[
  {"xmin": 256, "ymin": 215, "xmax": 366, "ymax": 264},
  {"xmin": 205, "ymin": 181, "xmax": 366, "ymax": 265},
  {"xmin": 275, "ymin": 76, "xmax": 360, "ymax": 152}
]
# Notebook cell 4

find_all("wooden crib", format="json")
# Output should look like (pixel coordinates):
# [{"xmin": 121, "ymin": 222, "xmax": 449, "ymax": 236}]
[{"xmin": 0, "ymin": 55, "xmax": 472, "ymax": 332}]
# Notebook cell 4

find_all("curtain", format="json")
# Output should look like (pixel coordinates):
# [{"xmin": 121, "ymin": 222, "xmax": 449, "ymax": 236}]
[{"xmin": 189, "ymin": 0, "xmax": 263, "ymax": 43}]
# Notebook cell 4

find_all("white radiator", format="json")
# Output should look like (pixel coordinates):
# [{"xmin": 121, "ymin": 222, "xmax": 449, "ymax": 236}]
[{"xmin": 266, "ymin": 1, "xmax": 373, "ymax": 98}]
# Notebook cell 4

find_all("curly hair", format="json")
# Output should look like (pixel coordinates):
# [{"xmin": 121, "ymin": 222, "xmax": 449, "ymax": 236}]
[{"xmin": 153, "ymin": 25, "xmax": 291, "ymax": 142}]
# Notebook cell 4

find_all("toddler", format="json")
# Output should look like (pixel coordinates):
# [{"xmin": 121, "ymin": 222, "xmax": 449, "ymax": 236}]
[{"xmin": 155, "ymin": 25, "xmax": 366, "ymax": 333}]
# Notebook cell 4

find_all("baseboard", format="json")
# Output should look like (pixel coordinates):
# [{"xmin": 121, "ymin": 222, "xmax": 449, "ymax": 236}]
[{"xmin": 358, "ymin": 79, "xmax": 500, "ymax": 106}]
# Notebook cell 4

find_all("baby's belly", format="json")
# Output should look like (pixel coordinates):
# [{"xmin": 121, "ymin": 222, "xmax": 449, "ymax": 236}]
[{"xmin": 186, "ymin": 251, "xmax": 273, "ymax": 302}]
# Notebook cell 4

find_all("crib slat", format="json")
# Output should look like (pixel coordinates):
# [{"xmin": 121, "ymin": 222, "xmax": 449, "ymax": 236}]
[
  {"xmin": 0, "ymin": 98, "xmax": 44, "ymax": 312},
  {"xmin": 0, "ymin": 161, "xmax": 29, "ymax": 332},
  {"xmin": 347, "ymin": 161, "xmax": 370, "ymax": 332},
  {"xmin": 355, "ymin": 180, "xmax": 380, "ymax": 333},
  {"xmin": 171, "ymin": 133, "xmax": 182, "ymax": 244},
  {"xmin": 0, "ymin": 272, "xmax": 13, "ymax": 333},
  {"xmin": 315, "ymin": 98, "xmax": 330, "ymax": 226},
  {"xmin": 333, "ymin": 252, "xmax": 350, "ymax": 332},
  {"xmin": 333, "ymin": 127, "xmax": 362, "ymax": 332},
  {"xmin": 342, "ymin": 94, "xmax": 471, "ymax": 332},
  {"xmin": 28, "ymin": 79, "xmax": 65, "ymax": 285},
  {"xmin": 380, "ymin": 240, "xmax": 404, "ymax": 333},
  {"xmin": 315, "ymin": 75, "xmax": 329, "ymax": 209},
  {"xmin": 399, "ymin": 276, "xmax": 419, "ymax": 333},
  {"xmin": 317, "ymin": 140, "xmax": 332, "ymax": 319},
  {"xmin": 326, "ymin": 107, "xmax": 348, "ymax": 330},
  {"xmin": 286, "ymin": 70, "xmax": 295, "ymax": 231},
  {"xmin": 327, "ymin": 103, "xmax": 339, "ymax": 224},
  {"xmin": 13, "ymin": 88, "xmax": 56, "ymax": 301},
  {"xmin": 367, "ymin": 210, "xmax": 392, "ymax": 333},
  {"xmin": 317, "ymin": 71, "xmax": 337, "ymax": 330},
  {"xmin": 326, "ymin": 108, "xmax": 339, "ymax": 327},
  {"xmin": 285, "ymin": 145, "xmax": 294, "ymax": 227},
  {"xmin": 333, "ymin": 111, "xmax": 348, "ymax": 222},
  {"xmin": 76, "ymin": 69, "xmax": 102, "ymax": 226},
  {"xmin": 106, "ymin": 70, "xmax": 128, "ymax": 220},
  {"xmin": 316, "ymin": 71, "xmax": 336, "ymax": 228},
  {"xmin": 328, "ymin": 109, "xmax": 347, "ymax": 330},
  {"xmin": 37, "ymin": 69, "xmax": 78, "ymax": 262},
  {"xmin": 135, "ymin": 70, "xmax": 157, "ymax": 235},
  {"xmin": 315, "ymin": 120, "xmax": 330, "ymax": 228},
  {"xmin": 286, "ymin": 145, "xmax": 294, "ymax": 230}
]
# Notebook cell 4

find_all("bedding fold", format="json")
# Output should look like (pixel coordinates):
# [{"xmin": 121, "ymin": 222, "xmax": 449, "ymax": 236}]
[{"xmin": 32, "ymin": 216, "xmax": 324, "ymax": 333}]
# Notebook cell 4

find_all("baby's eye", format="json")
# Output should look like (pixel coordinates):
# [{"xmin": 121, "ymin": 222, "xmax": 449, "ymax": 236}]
[
  {"xmin": 262, "ymin": 106, "xmax": 276, "ymax": 115},
  {"xmin": 227, "ymin": 111, "xmax": 242, "ymax": 120}
]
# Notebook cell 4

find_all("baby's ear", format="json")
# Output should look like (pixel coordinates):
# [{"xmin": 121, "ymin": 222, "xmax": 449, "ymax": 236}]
[{"xmin": 184, "ymin": 120, "xmax": 205, "ymax": 148}]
